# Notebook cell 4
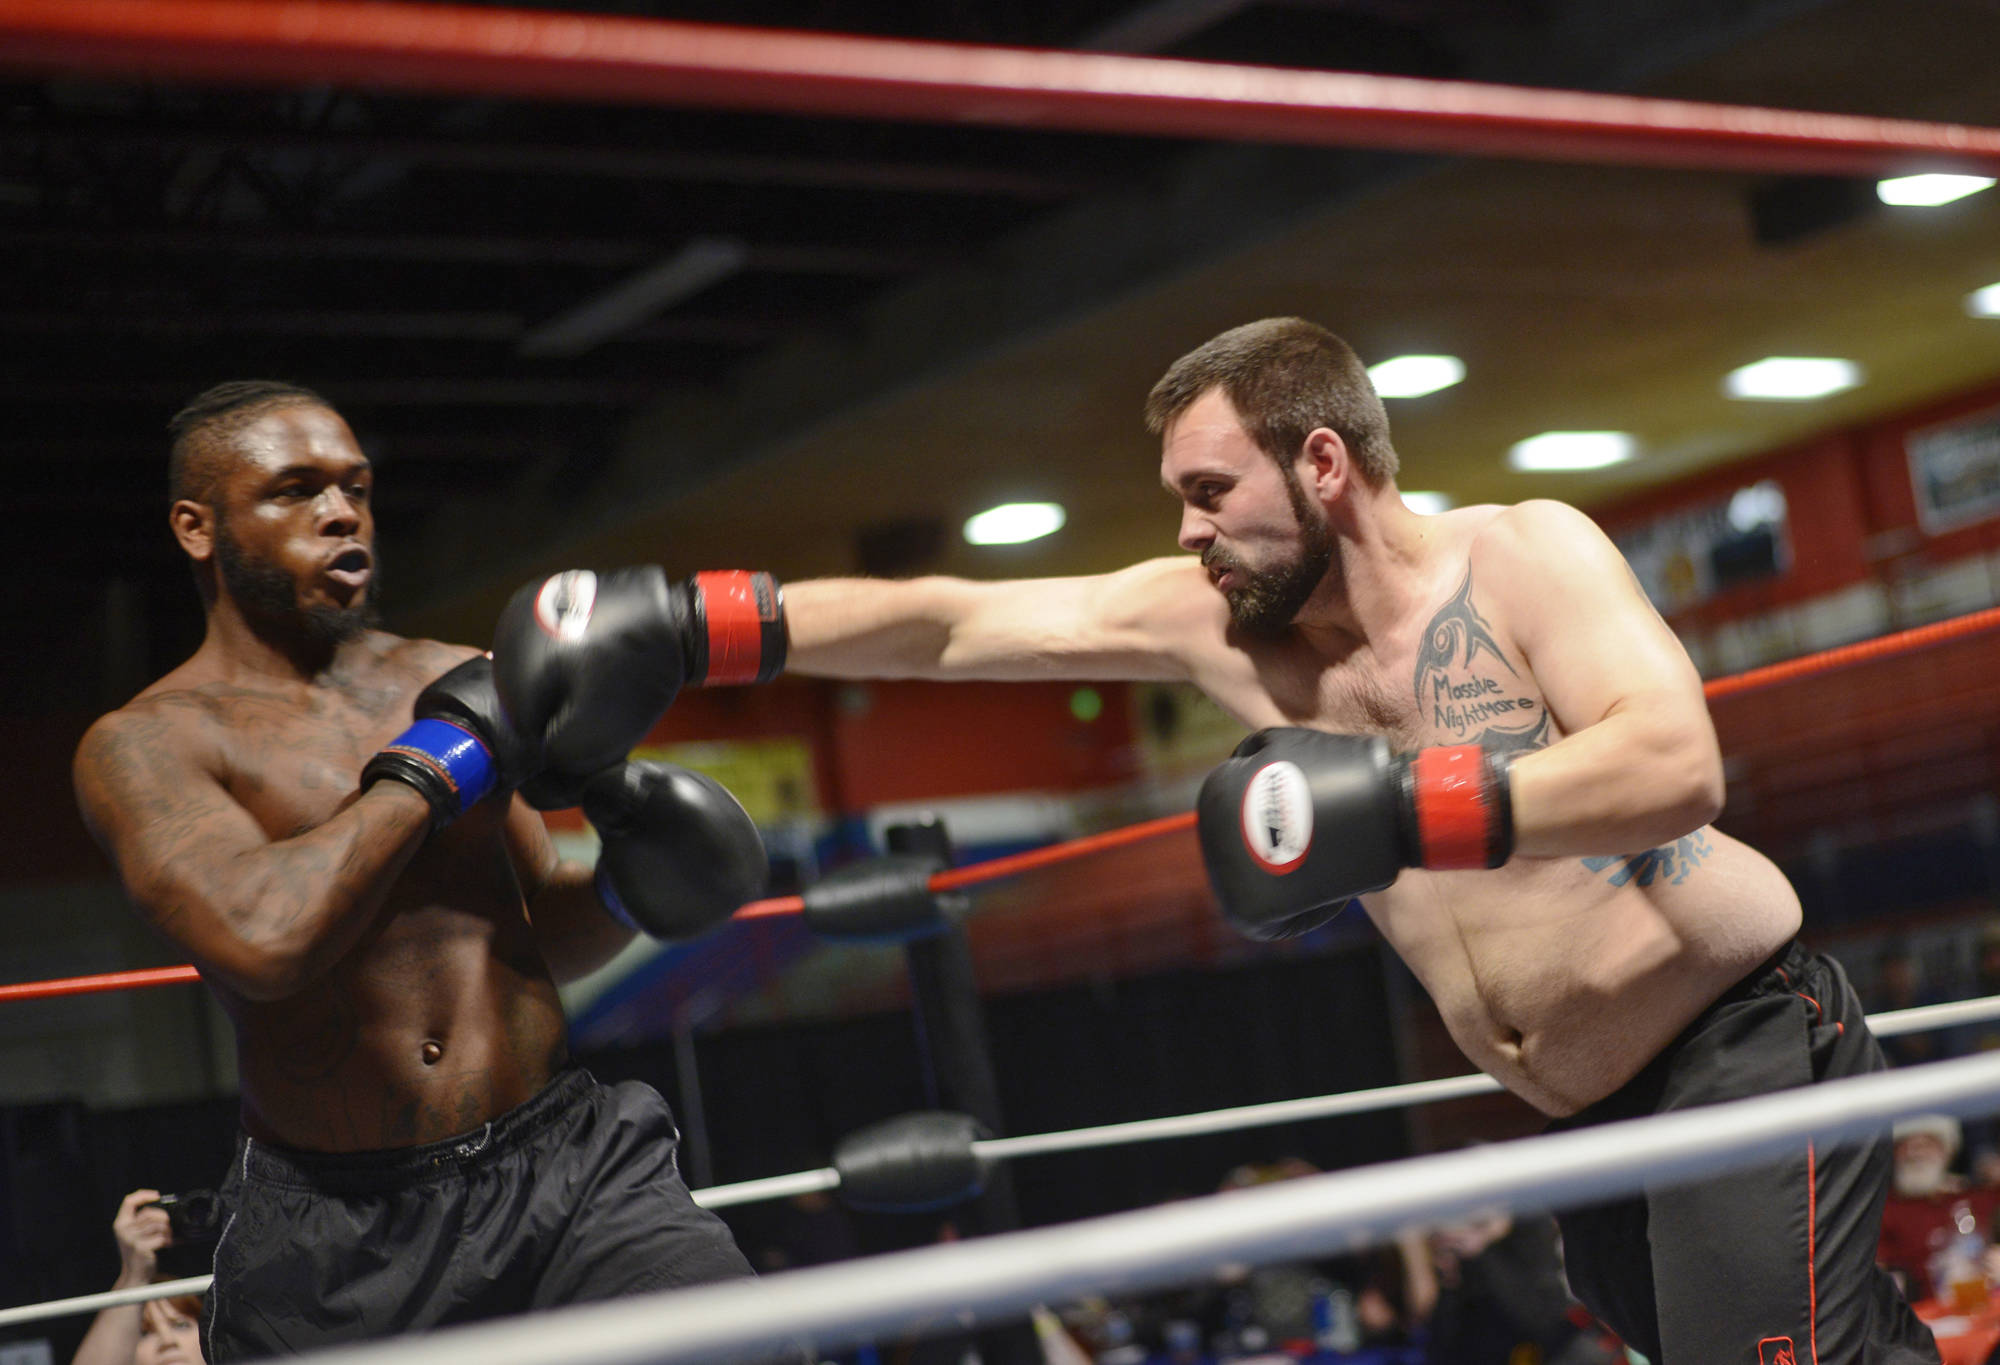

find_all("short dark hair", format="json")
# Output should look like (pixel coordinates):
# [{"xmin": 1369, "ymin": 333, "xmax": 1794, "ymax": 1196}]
[
  {"xmin": 168, "ymin": 380, "xmax": 330, "ymax": 504},
  {"xmin": 1143, "ymin": 317, "xmax": 1398, "ymax": 484}
]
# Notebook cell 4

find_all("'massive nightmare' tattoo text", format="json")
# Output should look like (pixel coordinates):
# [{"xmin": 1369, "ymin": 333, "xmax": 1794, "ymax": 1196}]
[{"xmin": 1412, "ymin": 570, "xmax": 1549, "ymax": 755}]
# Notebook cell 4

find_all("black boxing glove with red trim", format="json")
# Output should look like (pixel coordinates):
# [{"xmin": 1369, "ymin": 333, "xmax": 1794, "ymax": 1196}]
[
  {"xmin": 491, "ymin": 567, "xmax": 786, "ymax": 810},
  {"xmin": 1196, "ymin": 727, "xmax": 1513, "ymax": 941}
]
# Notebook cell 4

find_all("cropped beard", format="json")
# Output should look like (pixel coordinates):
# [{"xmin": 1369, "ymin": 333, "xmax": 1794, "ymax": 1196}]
[
  {"xmin": 215, "ymin": 517, "xmax": 379, "ymax": 653},
  {"xmin": 1209, "ymin": 464, "xmax": 1334, "ymax": 637}
]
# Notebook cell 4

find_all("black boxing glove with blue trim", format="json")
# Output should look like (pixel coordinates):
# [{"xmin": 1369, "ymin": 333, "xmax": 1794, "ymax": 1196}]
[
  {"xmin": 361, "ymin": 656, "xmax": 538, "ymax": 833},
  {"xmin": 583, "ymin": 760, "xmax": 768, "ymax": 940}
]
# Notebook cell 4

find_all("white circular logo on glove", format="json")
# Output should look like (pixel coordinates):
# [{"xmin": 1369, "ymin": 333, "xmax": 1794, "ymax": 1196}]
[
  {"xmin": 535, "ymin": 570, "xmax": 598, "ymax": 642},
  {"xmin": 1241, "ymin": 760, "xmax": 1312, "ymax": 872}
]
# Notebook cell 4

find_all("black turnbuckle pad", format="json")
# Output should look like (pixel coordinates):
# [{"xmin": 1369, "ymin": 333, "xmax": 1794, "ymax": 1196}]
[
  {"xmin": 832, "ymin": 1111, "xmax": 992, "ymax": 1213},
  {"xmin": 800, "ymin": 853, "xmax": 959, "ymax": 942}
]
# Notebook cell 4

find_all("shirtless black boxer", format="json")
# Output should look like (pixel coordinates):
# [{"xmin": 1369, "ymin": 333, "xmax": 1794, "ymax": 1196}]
[
  {"xmin": 71, "ymin": 382, "xmax": 767, "ymax": 1359},
  {"xmin": 490, "ymin": 320, "xmax": 1940, "ymax": 1364}
]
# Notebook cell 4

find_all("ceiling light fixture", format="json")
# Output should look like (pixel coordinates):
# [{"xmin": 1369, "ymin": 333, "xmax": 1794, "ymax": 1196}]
[
  {"xmin": 1723, "ymin": 356, "xmax": 1863, "ymax": 401},
  {"xmin": 1967, "ymin": 283, "xmax": 2000, "ymax": 318},
  {"xmin": 1401, "ymin": 491, "xmax": 1455, "ymax": 514},
  {"xmin": 1876, "ymin": 173, "xmax": 1995, "ymax": 207},
  {"xmin": 964, "ymin": 502, "xmax": 1066, "ymax": 546},
  {"xmin": 1506, "ymin": 432, "xmax": 1636, "ymax": 472},
  {"xmin": 1367, "ymin": 354, "xmax": 1465, "ymax": 399}
]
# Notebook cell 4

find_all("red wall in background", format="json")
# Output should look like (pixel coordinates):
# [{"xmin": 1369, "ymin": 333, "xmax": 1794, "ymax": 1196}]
[
  {"xmin": 1854, "ymin": 379, "xmax": 2000, "ymax": 560},
  {"xmin": 1590, "ymin": 431, "xmax": 1872, "ymax": 630},
  {"xmin": 1590, "ymin": 374, "xmax": 2000, "ymax": 634},
  {"xmin": 636, "ymin": 674, "xmax": 1139, "ymax": 813},
  {"xmin": 820, "ymin": 677, "xmax": 1137, "ymax": 807}
]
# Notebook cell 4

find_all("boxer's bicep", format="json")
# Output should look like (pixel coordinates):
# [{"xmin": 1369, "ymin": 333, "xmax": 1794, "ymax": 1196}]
[
  {"xmin": 1488, "ymin": 502, "xmax": 1707, "ymax": 735},
  {"xmin": 1475, "ymin": 503, "xmax": 1723, "ymax": 856}
]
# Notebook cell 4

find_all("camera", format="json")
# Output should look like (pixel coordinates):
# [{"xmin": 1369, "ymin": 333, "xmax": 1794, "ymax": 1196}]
[{"xmin": 146, "ymin": 1190, "xmax": 224, "ymax": 1278}]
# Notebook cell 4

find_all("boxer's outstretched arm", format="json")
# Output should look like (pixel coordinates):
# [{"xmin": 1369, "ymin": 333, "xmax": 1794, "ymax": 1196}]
[
  {"xmin": 1478, "ymin": 501, "xmax": 1725, "ymax": 858},
  {"xmin": 73, "ymin": 706, "xmax": 432, "ymax": 1002},
  {"xmin": 784, "ymin": 557, "xmax": 1207, "ymax": 683}
]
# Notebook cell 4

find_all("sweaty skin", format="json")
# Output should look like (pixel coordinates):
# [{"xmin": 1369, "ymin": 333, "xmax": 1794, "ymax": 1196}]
[
  {"xmin": 782, "ymin": 390, "xmax": 1798, "ymax": 1116},
  {"xmin": 73, "ymin": 405, "xmax": 626, "ymax": 1151}
]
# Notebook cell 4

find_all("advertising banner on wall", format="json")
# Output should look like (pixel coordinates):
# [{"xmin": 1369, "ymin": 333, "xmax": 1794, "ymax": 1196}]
[
  {"xmin": 1908, "ymin": 403, "xmax": 2000, "ymax": 534},
  {"xmin": 1612, "ymin": 480, "xmax": 1792, "ymax": 615}
]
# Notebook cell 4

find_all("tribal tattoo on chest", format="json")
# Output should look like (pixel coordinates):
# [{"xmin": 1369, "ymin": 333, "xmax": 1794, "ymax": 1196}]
[
  {"xmin": 1414, "ymin": 568, "xmax": 1706, "ymax": 886},
  {"xmin": 1412, "ymin": 570, "xmax": 1549, "ymax": 756}
]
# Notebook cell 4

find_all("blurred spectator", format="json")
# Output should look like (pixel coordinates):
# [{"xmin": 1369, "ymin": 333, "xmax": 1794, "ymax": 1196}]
[
  {"xmin": 1873, "ymin": 942, "xmax": 1941, "ymax": 1067},
  {"xmin": 1945, "ymin": 920, "xmax": 2000, "ymax": 1177},
  {"xmin": 134, "ymin": 1296, "xmax": 202, "ymax": 1365},
  {"xmin": 72, "ymin": 1188, "xmax": 206, "ymax": 1365},
  {"xmin": 753, "ymin": 1191, "xmax": 861, "ymax": 1274},
  {"xmin": 1878, "ymin": 1114, "xmax": 2000, "ymax": 1302},
  {"xmin": 1205, "ymin": 1160, "xmax": 1422, "ymax": 1357},
  {"xmin": 1413, "ymin": 1211, "xmax": 1621, "ymax": 1365}
]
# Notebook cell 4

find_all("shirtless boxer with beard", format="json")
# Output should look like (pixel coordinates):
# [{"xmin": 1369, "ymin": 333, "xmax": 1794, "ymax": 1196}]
[{"xmin": 73, "ymin": 382, "xmax": 765, "ymax": 1359}]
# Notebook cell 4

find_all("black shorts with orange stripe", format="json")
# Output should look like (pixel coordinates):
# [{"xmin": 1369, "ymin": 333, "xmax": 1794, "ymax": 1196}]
[{"xmin": 1549, "ymin": 940, "xmax": 1940, "ymax": 1365}]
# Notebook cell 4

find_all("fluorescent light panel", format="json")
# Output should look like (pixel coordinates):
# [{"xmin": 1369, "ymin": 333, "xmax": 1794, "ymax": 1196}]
[
  {"xmin": 1967, "ymin": 283, "xmax": 2000, "ymax": 318},
  {"xmin": 1876, "ymin": 173, "xmax": 1995, "ymax": 207},
  {"xmin": 1507, "ymin": 431, "xmax": 1636, "ymax": 472},
  {"xmin": 964, "ymin": 502, "xmax": 1066, "ymax": 546},
  {"xmin": 1367, "ymin": 354, "xmax": 1465, "ymax": 399},
  {"xmin": 1724, "ymin": 356, "xmax": 1862, "ymax": 401}
]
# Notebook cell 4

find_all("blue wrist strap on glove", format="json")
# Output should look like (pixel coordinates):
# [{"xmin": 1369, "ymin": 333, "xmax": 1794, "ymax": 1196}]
[
  {"xmin": 376, "ymin": 719, "xmax": 498, "ymax": 814},
  {"xmin": 594, "ymin": 861, "xmax": 641, "ymax": 933}
]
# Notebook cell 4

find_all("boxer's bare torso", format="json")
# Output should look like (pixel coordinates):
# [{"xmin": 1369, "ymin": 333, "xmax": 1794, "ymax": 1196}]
[
  {"xmin": 76, "ymin": 631, "xmax": 570, "ymax": 1152},
  {"xmin": 1164, "ymin": 514, "xmax": 1798, "ymax": 1115}
]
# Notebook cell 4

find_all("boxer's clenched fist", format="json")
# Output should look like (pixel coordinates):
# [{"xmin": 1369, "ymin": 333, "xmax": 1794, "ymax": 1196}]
[
  {"xmin": 491, "ymin": 568, "xmax": 786, "ymax": 808},
  {"xmin": 1197, "ymin": 726, "xmax": 1514, "ymax": 940}
]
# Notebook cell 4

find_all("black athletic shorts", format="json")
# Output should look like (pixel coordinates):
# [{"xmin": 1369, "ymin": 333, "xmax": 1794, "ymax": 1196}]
[
  {"xmin": 201, "ymin": 1067, "xmax": 753, "ymax": 1361},
  {"xmin": 1548, "ymin": 940, "xmax": 1939, "ymax": 1365}
]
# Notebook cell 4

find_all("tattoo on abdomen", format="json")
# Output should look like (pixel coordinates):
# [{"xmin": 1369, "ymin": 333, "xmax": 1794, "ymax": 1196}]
[
  {"xmin": 1413, "ymin": 570, "xmax": 1548, "ymax": 753},
  {"xmin": 1583, "ymin": 830, "xmax": 1713, "ymax": 888}
]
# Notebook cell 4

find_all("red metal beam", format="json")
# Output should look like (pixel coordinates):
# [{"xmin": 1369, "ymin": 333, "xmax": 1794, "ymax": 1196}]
[{"xmin": 2, "ymin": 0, "xmax": 1998, "ymax": 176}]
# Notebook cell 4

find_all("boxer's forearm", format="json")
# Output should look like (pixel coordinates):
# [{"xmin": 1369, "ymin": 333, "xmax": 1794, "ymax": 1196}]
[
  {"xmin": 178, "ymin": 786, "xmax": 435, "ymax": 1001},
  {"xmin": 1505, "ymin": 706, "xmax": 1724, "ymax": 859},
  {"xmin": 783, "ymin": 576, "xmax": 987, "ymax": 679},
  {"xmin": 784, "ymin": 564, "xmax": 1198, "ymax": 683},
  {"xmin": 525, "ymin": 858, "xmax": 636, "ymax": 983}
]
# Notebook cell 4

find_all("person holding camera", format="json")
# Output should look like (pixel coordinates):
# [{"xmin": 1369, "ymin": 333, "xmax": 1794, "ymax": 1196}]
[{"xmin": 72, "ymin": 1188, "xmax": 207, "ymax": 1365}]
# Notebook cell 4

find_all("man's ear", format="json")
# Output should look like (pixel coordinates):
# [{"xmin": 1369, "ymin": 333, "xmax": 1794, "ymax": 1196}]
[
  {"xmin": 171, "ymin": 499, "xmax": 215, "ymax": 563},
  {"xmin": 1300, "ymin": 428, "xmax": 1351, "ymax": 502}
]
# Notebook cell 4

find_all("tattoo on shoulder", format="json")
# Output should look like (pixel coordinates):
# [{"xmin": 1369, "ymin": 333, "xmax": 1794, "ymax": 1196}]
[
  {"xmin": 1582, "ymin": 829, "xmax": 1712, "ymax": 888},
  {"xmin": 1413, "ymin": 569, "xmax": 1547, "ymax": 752}
]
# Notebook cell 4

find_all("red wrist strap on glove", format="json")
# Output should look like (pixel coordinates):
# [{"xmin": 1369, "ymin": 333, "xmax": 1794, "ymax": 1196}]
[
  {"xmin": 690, "ymin": 571, "xmax": 787, "ymax": 685},
  {"xmin": 1405, "ymin": 744, "xmax": 1514, "ymax": 870}
]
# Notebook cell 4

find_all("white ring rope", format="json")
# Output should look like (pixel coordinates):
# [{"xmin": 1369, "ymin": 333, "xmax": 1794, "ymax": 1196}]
[
  {"xmin": 227, "ymin": 1049, "xmax": 2000, "ymax": 1365},
  {"xmin": 0, "ymin": 1276, "xmax": 211, "ymax": 1330},
  {"xmin": 6, "ymin": 990, "xmax": 1997, "ymax": 1328}
]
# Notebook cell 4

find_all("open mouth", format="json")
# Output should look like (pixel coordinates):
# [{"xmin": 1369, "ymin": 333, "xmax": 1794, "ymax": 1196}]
[{"xmin": 326, "ymin": 547, "xmax": 372, "ymax": 589}]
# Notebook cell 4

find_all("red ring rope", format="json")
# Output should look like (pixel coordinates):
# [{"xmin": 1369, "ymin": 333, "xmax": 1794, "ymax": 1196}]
[
  {"xmin": 1, "ymin": 0, "xmax": 1998, "ymax": 177},
  {"xmin": 10, "ymin": 603, "xmax": 2000, "ymax": 1003}
]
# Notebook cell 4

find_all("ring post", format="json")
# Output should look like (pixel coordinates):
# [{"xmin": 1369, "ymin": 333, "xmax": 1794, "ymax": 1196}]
[{"xmin": 889, "ymin": 817, "xmax": 1039, "ymax": 1365}]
